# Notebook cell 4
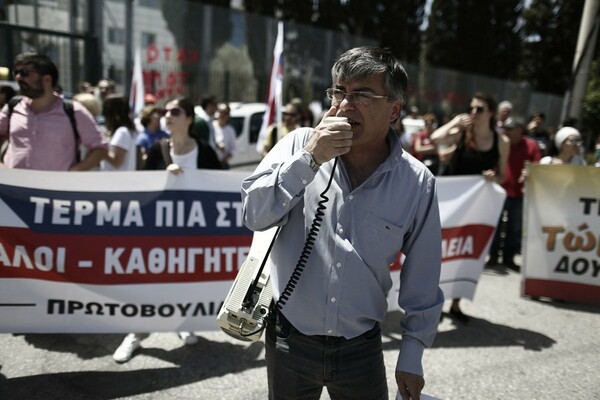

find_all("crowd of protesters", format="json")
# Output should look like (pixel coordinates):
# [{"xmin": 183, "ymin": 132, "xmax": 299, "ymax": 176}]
[{"xmin": 1, "ymin": 50, "xmax": 599, "ymax": 367}]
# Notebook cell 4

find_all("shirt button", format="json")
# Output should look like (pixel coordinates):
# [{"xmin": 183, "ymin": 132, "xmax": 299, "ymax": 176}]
[
  {"xmin": 330, "ymin": 297, "xmax": 336, "ymax": 303},
  {"xmin": 338, "ymin": 227, "xmax": 343, "ymax": 234},
  {"xmin": 282, "ymin": 202, "xmax": 287, "ymax": 207},
  {"xmin": 336, "ymin": 262, "xmax": 342, "ymax": 268},
  {"xmin": 348, "ymin": 195, "xmax": 353, "ymax": 200},
  {"xmin": 327, "ymin": 329, "xmax": 333, "ymax": 334},
  {"xmin": 301, "ymin": 179, "xmax": 308, "ymax": 185}
]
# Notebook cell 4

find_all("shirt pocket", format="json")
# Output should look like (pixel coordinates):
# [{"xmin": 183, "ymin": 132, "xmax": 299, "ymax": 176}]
[{"xmin": 354, "ymin": 212, "xmax": 404, "ymax": 268}]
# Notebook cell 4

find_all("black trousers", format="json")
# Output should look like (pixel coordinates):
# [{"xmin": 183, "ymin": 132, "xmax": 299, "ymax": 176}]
[{"xmin": 265, "ymin": 311, "xmax": 388, "ymax": 400}]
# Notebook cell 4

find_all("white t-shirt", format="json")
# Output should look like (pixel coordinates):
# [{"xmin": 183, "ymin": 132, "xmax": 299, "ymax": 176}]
[
  {"xmin": 212, "ymin": 121, "xmax": 237, "ymax": 162},
  {"xmin": 170, "ymin": 144, "xmax": 198, "ymax": 171},
  {"xmin": 100, "ymin": 127, "xmax": 138, "ymax": 171}
]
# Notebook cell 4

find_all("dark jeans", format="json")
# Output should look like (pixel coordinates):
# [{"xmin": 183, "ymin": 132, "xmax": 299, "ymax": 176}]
[
  {"xmin": 265, "ymin": 311, "xmax": 388, "ymax": 400},
  {"xmin": 489, "ymin": 197, "xmax": 523, "ymax": 262}
]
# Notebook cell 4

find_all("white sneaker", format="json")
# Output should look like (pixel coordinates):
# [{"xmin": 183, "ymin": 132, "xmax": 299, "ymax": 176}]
[
  {"xmin": 113, "ymin": 333, "xmax": 141, "ymax": 363},
  {"xmin": 178, "ymin": 331, "xmax": 198, "ymax": 345}
]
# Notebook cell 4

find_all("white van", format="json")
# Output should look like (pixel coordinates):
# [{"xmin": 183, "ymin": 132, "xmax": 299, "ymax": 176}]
[{"xmin": 228, "ymin": 102, "xmax": 266, "ymax": 167}]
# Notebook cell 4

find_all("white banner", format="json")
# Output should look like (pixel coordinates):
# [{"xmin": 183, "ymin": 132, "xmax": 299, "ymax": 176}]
[
  {"xmin": 522, "ymin": 164, "xmax": 600, "ymax": 304},
  {"xmin": 0, "ymin": 170, "xmax": 504, "ymax": 333}
]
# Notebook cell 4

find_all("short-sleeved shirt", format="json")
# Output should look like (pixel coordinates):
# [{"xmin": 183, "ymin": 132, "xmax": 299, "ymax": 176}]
[
  {"xmin": 0, "ymin": 95, "xmax": 107, "ymax": 170},
  {"xmin": 502, "ymin": 137, "xmax": 541, "ymax": 198},
  {"xmin": 100, "ymin": 127, "xmax": 138, "ymax": 171},
  {"xmin": 136, "ymin": 128, "xmax": 169, "ymax": 152}
]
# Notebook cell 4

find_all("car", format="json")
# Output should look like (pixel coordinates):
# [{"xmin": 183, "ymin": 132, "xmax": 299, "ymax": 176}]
[
  {"xmin": 228, "ymin": 102, "xmax": 267, "ymax": 167},
  {"xmin": 0, "ymin": 80, "xmax": 19, "ymax": 91}
]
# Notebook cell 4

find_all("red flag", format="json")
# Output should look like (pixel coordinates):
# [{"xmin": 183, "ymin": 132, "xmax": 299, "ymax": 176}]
[{"xmin": 256, "ymin": 21, "xmax": 284, "ymax": 153}]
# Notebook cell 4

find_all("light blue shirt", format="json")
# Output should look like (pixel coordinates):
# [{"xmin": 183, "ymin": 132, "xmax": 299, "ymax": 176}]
[{"xmin": 241, "ymin": 128, "xmax": 444, "ymax": 376}]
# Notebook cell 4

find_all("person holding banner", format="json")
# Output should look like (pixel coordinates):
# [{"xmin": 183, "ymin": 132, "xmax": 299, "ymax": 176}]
[
  {"xmin": 540, "ymin": 126, "xmax": 587, "ymax": 166},
  {"xmin": 113, "ymin": 97, "xmax": 221, "ymax": 363},
  {"xmin": 488, "ymin": 117, "xmax": 541, "ymax": 271},
  {"xmin": 242, "ymin": 46, "xmax": 444, "ymax": 400},
  {"xmin": 431, "ymin": 92, "xmax": 509, "ymax": 322},
  {"xmin": 0, "ymin": 52, "xmax": 107, "ymax": 171},
  {"xmin": 143, "ymin": 97, "xmax": 222, "ymax": 173}
]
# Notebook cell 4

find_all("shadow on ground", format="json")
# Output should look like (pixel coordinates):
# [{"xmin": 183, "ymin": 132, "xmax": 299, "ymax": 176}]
[
  {"xmin": 381, "ymin": 311, "xmax": 556, "ymax": 352},
  {"xmin": 0, "ymin": 336, "xmax": 264, "ymax": 400}
]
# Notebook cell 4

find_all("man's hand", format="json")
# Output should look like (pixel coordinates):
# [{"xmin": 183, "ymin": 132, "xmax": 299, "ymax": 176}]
[
  {"xmin": 303, "ymin": 105, "xmax": 353, "ymax": 164},
  {"xmin": 396, "ymin": 370, "xmax": 424, "ymax": 400}
]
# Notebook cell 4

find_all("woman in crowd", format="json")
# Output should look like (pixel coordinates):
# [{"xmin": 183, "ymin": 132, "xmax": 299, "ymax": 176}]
[
  {"xmin": 540, "ymin": 126, "xmax": 587, "ymax": 166},
  {"xmin": 431, "ymin": 92, "xmax": 510, "ymax": 322},
  {"xmin": 412, "ymin": 112, "xmax": 440, "ymax": 175},
  {"xmin": 135, "ymin": 104, "xmax": 169, "ymax": 155},
  {"xmin": 143, "ymin": 97, "xmax": 222, "ymax": 172},
  {"xmin": 113, "ymin": 96, "xmax": 221, "ymax": 363},
  {"xmin": 100, "ymin": 94, "xmax": 138, "ymax": 171}
]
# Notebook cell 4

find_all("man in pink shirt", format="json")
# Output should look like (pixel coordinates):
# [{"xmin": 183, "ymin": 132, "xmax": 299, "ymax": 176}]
[
  {"xmin": 488, "ymin": 117, "xmax": 541, "ymax": 270},
  {"xmin": 0, "ymin": 52, "xmax": 107, "ymax": 171}
]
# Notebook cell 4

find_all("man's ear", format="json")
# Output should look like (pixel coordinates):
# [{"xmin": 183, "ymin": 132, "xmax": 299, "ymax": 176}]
[
  {"xmin": 390, "ymin": 101, "xmax": 402, "ymax": 122},
  {"xmin": 42, "ymin": 74, "xmax": 54, "ymax": 91}
]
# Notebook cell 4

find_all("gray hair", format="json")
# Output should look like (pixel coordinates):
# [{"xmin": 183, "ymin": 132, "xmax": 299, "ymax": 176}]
[{"xmin": 331, "ymin": 46, "xmax": 408, "ymax": 104}]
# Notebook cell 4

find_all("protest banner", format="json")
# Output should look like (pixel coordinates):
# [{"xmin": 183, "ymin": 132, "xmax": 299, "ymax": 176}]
[
  {"xmin": 0, "ymin": 169, "xmax": 251, "ymax": 333},
  {"xmin": 387, "ymin": 176, "xmax": 506, "ymax": 309},
  {"xmin": 522, "ymin": 164, "xmax": 600, "ymax": 304},
  {"xmin": 0, "ymin": 170, "xmax": 504, "ymax": 332}
]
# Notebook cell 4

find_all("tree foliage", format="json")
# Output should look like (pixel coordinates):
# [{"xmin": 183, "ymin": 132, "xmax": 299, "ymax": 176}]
[
  {"xmin": 519, "ymin": 0, "xmax": 585, "ymax": 94},
  {"xmin": 582, "ymin": 59, "xmax": 600, "ymax": 142},
  {"xmin": 425, "ymin": 0, "xmax": 522, "ymax": 79},
  {"xmin": 184, "ymin": 0, "xmax": 590, "ymax": 99},
  {"xmin": 243, "ymin": 0, "xmax": 426, "ymax": 64}
]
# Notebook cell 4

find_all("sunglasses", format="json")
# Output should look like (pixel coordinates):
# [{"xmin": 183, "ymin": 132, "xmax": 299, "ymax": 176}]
[
  {"xmin": 13, "ymin": 68, "xmax": 35, "ymax": 78},
  {"xmin": 470, "ymin": 106, "xmax": 485, "ymax": 114},
  {"xmin": 165, "ymin": 107, "xmax": 183, "ymax": 117}
]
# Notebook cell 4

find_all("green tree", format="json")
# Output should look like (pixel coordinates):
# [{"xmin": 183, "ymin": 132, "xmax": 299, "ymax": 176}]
[
  {"xmin": 244, "ymin": 0, "xmax": 426, "ymax": 64},
  {"xmin": 582, "ymin": 59, "xmax": 600, "ymax": 154},
  {"xmin": 425, "ymin": 0, "xmax": 522, "ymax": 79},
  {"xmin": 519, "ymin": 0, "xmax": 584, "ymax": 94}
]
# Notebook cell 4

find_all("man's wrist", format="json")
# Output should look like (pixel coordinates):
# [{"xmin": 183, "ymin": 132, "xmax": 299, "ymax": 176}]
[{"xmin": 301, "ymin": 149, "xmax": 321, "ymax": 172}]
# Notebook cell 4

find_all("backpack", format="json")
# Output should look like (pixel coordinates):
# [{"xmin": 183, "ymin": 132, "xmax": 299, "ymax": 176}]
[{"xmin": 2, "ymin": 95, "xmax": 80, "ymax": 161}]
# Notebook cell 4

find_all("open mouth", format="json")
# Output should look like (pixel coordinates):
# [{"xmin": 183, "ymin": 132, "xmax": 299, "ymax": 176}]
[{"xmin": 347, "ymin": 118, "xmax": 360, "ymax": 126}]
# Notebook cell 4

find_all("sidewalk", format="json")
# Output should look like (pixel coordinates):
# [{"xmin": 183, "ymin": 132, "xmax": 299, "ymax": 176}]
[{"xmin": 1, "ymin": 264, "xmax": 599, "ymax": 399}]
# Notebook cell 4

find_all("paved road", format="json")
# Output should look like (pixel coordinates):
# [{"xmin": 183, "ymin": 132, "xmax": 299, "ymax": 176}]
[{"xmin": 1, "ymin": 260, "xmax": 599, "ymax": 400}]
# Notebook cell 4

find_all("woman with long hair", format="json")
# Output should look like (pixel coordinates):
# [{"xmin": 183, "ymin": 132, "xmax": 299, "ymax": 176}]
[
  {"xmin": 113, "ymin": 97, "xmax": 221, "ymax": 363},
  {"xmin": 431, "ymin": 92, "xmax": 510, "ymax": 322},
  {"xmin": 144, "ymin": 97, "xmax": 221, "ymax": 172},
  {"xmin": 100, "ymin": 94, "xmax": 138, "ymax": 171}
]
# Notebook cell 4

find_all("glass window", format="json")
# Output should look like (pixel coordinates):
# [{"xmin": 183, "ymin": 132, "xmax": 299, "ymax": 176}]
[
  {"xmin": 108, "ymin": 27, "xmax": 125, "ymax": 44},
  {"xmin": 139, "ymin": 0, "xmax": 160, "ymax": 7},
  {"xmin": 141, "ymin": 32, "xmax": 156, "ymax": 47}
]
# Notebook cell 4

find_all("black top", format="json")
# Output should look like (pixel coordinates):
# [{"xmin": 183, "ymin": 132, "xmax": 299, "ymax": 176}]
[
  {"xmin": 144, "ymin": 138, "xmax": 223, "ymax": 171},
  {"xmin": 444, "ymin": 132, "xmax": 500, "ymax": 176}
]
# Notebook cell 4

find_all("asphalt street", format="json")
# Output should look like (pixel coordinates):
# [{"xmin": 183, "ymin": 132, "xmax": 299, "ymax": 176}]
[{"xmin": 1, "ymin": 259, "xmax": 599, "ymax": 400}]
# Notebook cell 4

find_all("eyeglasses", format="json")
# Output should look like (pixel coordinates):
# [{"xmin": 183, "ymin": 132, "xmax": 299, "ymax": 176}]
[
  {"xmin": 282, "ymin": 112, "xmax": 297, "ymax": 117},
  {"xmin": 13, "ymin": 68, "xmax": 35, "ymax": 78},
  {"xmin": 326, "ymin": 88, "xmax": 388, "ymax": 105},
  {"xmin": 165, "ymin": 107, "xmax": 183, "ymax": 117},
  {"xmin": 564, "ymin": 139, "xmax": 582, "ymax": 146},
  {"xmin": 470, "ymin": 106, "xmax": 485, "ymax": 114}
]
